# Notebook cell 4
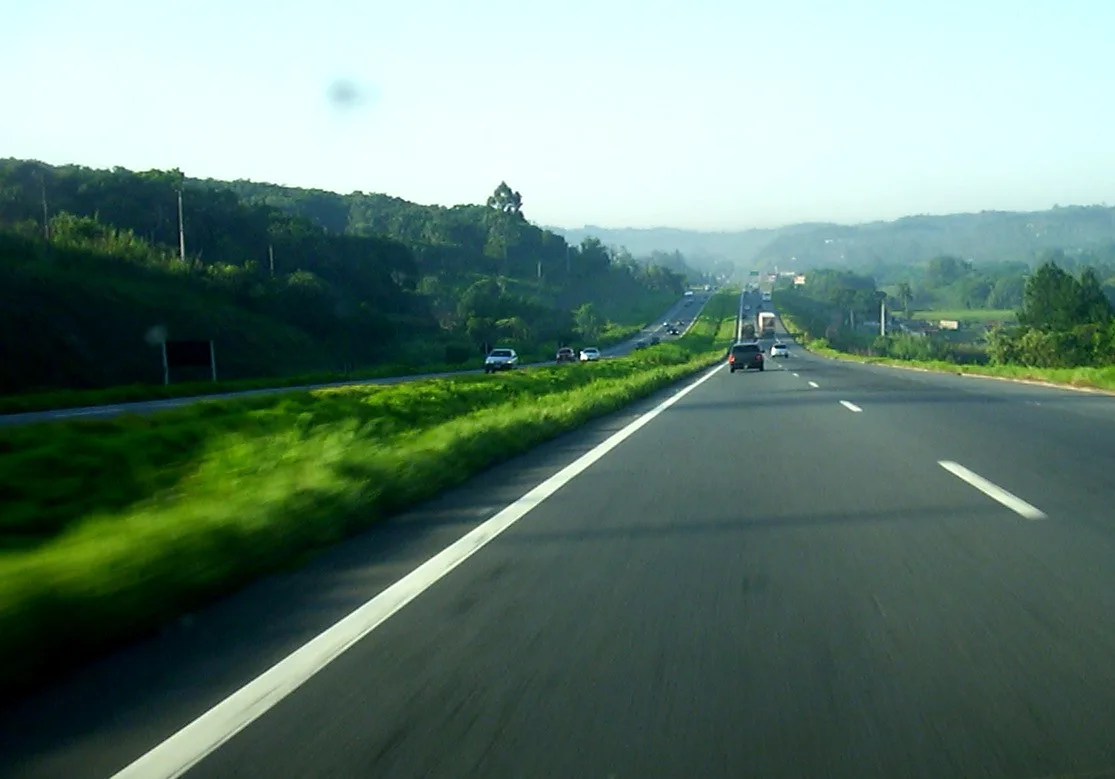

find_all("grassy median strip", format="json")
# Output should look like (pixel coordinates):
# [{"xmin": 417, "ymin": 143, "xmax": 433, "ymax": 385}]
[{"xmin": 0, "ymin": 291, "xmax": 738, "ymax": 699}]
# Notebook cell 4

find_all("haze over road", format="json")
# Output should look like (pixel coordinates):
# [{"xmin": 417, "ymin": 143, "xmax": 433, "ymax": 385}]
[{"xmin": 4, "ymin": 290, "xmax": 1115, "ymax": 778}]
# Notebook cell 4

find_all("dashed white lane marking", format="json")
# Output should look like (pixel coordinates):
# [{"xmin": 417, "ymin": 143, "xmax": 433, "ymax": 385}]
[
  {"xmin": 937, "ymin": 460, "xmax": 1048, "ymax": 520},
  {"xmin": 808, "ymin": 381, "xmax": 819, "ymax": 388},
  {"xmin": 839, "ymin": 401, "xmax": 863, "ymax": 412},
  {"xmin": 791, "ymin": 373, "xmax": 799, "ymax": 377}
]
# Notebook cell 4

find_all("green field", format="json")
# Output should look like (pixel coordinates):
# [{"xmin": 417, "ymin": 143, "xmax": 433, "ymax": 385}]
[
  {"xmin": 0, "ymin": 290, "xmax": 740, "ymax": 700},
  {"xmin": 911, "ymin": 309, "xmax": 1016, "ymax": 323}
]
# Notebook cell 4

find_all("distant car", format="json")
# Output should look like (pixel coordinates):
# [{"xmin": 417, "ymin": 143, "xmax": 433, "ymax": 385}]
[
  {"xmin": 555, "ymin": 347, "xmax": 576, "ymax": 363},
  {"xmin": 580, "ymin": 347, "xmax": 601, "ymax": 361},
  {"xmin": 728, "ymin": 341, "xmax": 764, "ymax": 373},
  {"xmin": 770, "ymin": 343, "xmax": 789, "ymax": 358},
  {"xmin": 650, "ymin": 336, "xmax": 660, "ymax": 345},
  {"xmin": 484, "ymin": 348, "xmax": 518, "ymax": 373},
  {"xmin": 743, "ymin": 304, "xmax": 751, "ymax": 311},
  {"xmin": 684, "ymin": 290, "xmax": 694, "ymax": 296},
  {"xmin": 634, "ymin": 341, "xmax": 647, "ymax": 350},
  {"xmin": 667, "ymin": 327, "xmax": 680, "ymax": 335}
]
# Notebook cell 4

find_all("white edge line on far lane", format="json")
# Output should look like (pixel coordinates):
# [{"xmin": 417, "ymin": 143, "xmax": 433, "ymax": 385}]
[
  {"xmin": 839, "ymin": 400, "xmax": 863, "ymax": 412},
  {"xmin": 110, "ymin": 361, "xmax": 728, "ymax": 779},
  {"xmin": 937, "ymin": 460, "xmax": 1048, "ymax": 520}
]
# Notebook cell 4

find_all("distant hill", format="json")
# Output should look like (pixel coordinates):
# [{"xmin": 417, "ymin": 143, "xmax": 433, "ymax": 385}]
[{"xmin": 551, "ymin": 205, "xmax": 1115, "ymax": 274}]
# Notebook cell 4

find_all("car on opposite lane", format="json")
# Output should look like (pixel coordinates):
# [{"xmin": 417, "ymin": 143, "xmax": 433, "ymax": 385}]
[
  {"xmin": 580, "ymin": 347, "xmax": 601, "ymax": 362},
  {"xmin": 484, "ymin": 348, "xmax": 518, "ymax": 373}
]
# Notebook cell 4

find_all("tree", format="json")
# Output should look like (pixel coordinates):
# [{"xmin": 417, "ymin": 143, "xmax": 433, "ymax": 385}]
[
  {"xmin": 486, "ymin": 181, "xmax": 523, "ymax": 217},
  {"xmin": 987, "ymin": 275, "xmax": 1024, "ymax": 309},
  {"xmin": 1018, "ymin": 262, "xmax": 1086, "ymax": 331},
  {"xmin": 1076, "ymin": 267, "xmax": 1114, "ymax": 324},
  {"xmin": 573, "ymin": 302, "xmax": 601, "ymax": 342},
  {"xmin": 896, "ymin": 281, "xmax": 913, "ymax": 314}
]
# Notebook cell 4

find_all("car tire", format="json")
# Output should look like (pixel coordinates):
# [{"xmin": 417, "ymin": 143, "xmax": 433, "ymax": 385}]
[{"xmin": 759, "ymin": 364, "xmax": 765, "ymax": 372}]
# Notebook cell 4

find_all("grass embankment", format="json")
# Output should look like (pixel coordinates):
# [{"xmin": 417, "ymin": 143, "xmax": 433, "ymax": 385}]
[
  {"xmin": 0, "ymin": 290, "xmax": 739, "ymax": 699},
  {"xmin": 0, "ymin": 289, "xmax": 682, "ymax": 416},
  {"xmin": 777, "ymin": 309, "xmax": 1115, "ymax": 393}
]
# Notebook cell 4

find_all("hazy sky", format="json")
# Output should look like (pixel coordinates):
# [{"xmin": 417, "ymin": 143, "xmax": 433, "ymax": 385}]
[{"xmin": 4, "ymin": 0, "xmax": 1113, "ymax": 230}]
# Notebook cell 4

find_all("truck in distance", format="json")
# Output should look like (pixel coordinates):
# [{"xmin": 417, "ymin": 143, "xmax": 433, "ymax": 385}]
[{"xmin": 757, "ymin": 311, "xmax": 776, "ymax": 339}]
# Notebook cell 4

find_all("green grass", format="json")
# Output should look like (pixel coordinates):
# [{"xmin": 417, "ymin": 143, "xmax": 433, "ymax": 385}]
[
  {"xmin": 0, "ymin": 290, "xmax": 739, "ymax": 700},
  {"xmin": 911, "ymin": 308, "xmax": 1016, "ymax": 323}
]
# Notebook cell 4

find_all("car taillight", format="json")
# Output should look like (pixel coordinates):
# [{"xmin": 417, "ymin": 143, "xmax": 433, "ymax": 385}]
[{"xmin": 728, "ymin": 354, "xmax": 735, "ymax": 362}]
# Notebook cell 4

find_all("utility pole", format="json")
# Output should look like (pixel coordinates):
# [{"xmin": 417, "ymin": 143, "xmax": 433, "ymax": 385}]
[
  {"xmin": 880, "ymin": 299, "xmax": 887, "ymax": 337},
  {"xmin": 177, "ymin": 187, "xmax": 186, "ymax": 263},
  {"xmin": 850, "ymin": 308, "xmax": 856, "ymax": 331},
  {"xmin": 566, "ymin": 245, "xmax": 571, "ymax": 275},
  {"xmin": 537, "ymin": 259, "xmax": 542, "ymax": 280},
  {"xmin": 39, "ymin": 174, "xmax": 50, "ymax": 240},
  {"xmin": 269, "ymin": 244, "xmax": 275, "ymax": 278}
]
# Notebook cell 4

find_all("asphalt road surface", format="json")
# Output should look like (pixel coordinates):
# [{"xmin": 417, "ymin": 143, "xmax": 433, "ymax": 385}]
[
  {"xmin": 0, "ymin": 293, "xmax": 710, "ymax": 428},
  {"xmin": 5, "ymin": 292, "xmax": 1115, "ymax": 778}
]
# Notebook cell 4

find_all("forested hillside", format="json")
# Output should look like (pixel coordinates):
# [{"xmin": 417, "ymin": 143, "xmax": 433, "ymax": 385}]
[{"xmin": 0, "ymin": 159, "xmax": 691, "ymax": 394}]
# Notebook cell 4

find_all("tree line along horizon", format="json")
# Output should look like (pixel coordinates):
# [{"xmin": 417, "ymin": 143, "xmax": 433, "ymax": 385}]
[
  {"xmin": 0, "ymin": 159, "xmax": 717, "ymax": 394},
  {"xmin": 773, "ymin": 253, "xmax": 1115, "ymax": 369}
]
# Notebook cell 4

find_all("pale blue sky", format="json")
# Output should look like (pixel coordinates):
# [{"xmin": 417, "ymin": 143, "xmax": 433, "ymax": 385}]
[{"xmin": 3, "ymin": 0, "xmax": 1113, "ymax": 230}]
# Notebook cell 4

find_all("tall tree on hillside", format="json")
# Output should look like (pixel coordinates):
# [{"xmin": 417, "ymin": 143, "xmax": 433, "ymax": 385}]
[
  {"xmin": 573, "ymin": 302, "xmax": 601, "ymax": 341},
  {"xmin": 1017, "ymin": 262, "xmax": 1093, "ymax": 331},
  {"xmin": 486, "ymin": 182, "xmax": 523, "ymax": 217},
  {"xmin": 1076, "ymin": 267, "xmax": 1114, "ymax": 324}
]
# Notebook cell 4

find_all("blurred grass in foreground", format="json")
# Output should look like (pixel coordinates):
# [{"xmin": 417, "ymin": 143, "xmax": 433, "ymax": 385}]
[{"xmin": 0, "ymin": 291, "xmax": 739, "ymax": 700}]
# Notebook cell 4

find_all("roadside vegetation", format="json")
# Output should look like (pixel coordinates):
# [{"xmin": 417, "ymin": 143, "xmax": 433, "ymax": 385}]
[
  {"xmin": 0, "ymin": 160, "xmax": 720, "ymax": 403},
  {"xmin": 773, "ymin": 256, "xmax": 1115, "ymax": 392},
  {"xmin": 0, "ymin": 289, "xmax": 738, "ymax": 700}
]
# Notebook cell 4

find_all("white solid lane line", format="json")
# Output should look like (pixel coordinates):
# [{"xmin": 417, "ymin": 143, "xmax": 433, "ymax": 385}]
[
  {"xmin": 808, "ymin": 381, "xmax": 819, "ymax": 388},
  {"xmin": 839, "ymin": 401, "xmax": 863, "ymax": 412},
  {"xmin": 110, "ymin": 362, "xmax": 727, "ymax": 779},
  {"xmin": 937, "ymin": 460, "xmax": 1048, "ymax": 520}
]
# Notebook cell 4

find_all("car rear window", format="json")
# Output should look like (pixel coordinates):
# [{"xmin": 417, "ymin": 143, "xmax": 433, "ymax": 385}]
[
  {"xmin": 732, "ymin": 344, "xmax": 760, "ymax": 354},
  {"xmin": 490, "ymin": 349, "xmax": 513, "ymax": 357}
]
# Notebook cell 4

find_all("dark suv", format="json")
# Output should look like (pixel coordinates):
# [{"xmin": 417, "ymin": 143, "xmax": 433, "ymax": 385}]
[{"xmin": 728, "ymin": 341, "xmax": 764, "ymax": 373}]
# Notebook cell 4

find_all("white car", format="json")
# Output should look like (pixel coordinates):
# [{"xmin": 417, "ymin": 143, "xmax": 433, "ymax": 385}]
[
  {"xmin": 484, "ymin": 348, "xmax": 518, "ymax": 373},
  {"xmin": 770, "ymin": 343, "xmax": 789, "ymax": 358},
  {"xmin": 579, "ymin": 347, "xmax": 601, "ymax": 362}
]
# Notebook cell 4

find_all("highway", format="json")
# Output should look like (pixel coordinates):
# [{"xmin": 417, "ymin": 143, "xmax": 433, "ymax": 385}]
[
  {"xmin": 4, "ymin": 289, "xmax": 1115, "ymax": 778},
  {"xmin": 0, "ymin": 293, "xmax": 710, "ymax": 428}
]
